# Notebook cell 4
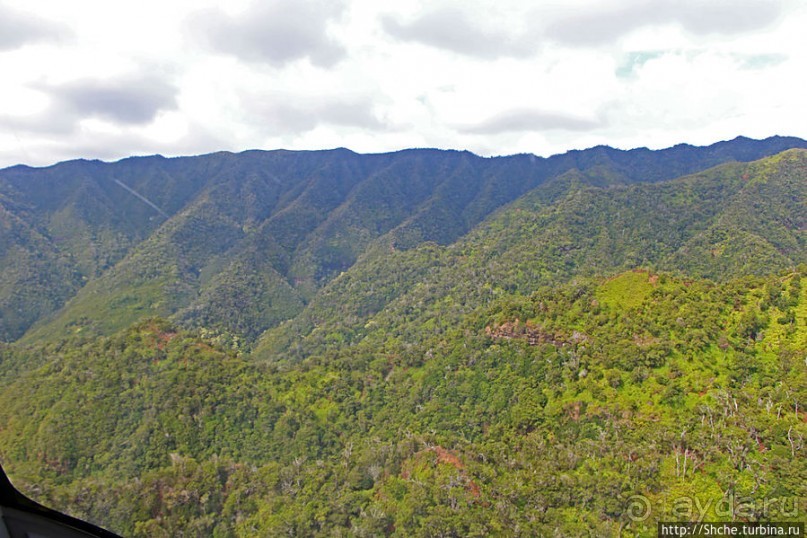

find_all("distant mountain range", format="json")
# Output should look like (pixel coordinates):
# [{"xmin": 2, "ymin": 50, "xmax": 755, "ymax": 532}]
[
  {"xmin": 2, "ymin": 135, "xmax": 805, "ymax": 344},
  {"xmin": 1, "ymin": 136, "xmax": 806, "ymax": 536}
]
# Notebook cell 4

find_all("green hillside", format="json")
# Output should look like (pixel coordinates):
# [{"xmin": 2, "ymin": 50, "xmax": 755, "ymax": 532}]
[
  {"xmin": 0, "ymin": 268, "xmax": 803, "ymax": 536},
  {"xmin": 255, "ymin": 150, "xmax": 807, "ymax": 362},
  {"xmin": 3, "ymin": 136, "xmax": 805, "ymax": 343},
  {"xmin": 0, "ymin": 142, "xmax": 805, "ymax": 536},
  {"xmin": 0, "ymin": 201, "xmax": 83, "ymax": 342}
]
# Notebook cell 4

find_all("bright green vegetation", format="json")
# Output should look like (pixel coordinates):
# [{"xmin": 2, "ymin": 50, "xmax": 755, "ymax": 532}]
[
  {"xmin": 0, "ymin": 269, "xmax": 804, "ymax": 536},
  {"xmin": 595, "ymin": 270, "xmax": 656, "ymax": 310},
  {"xmin": 0, "ymin": 140, "xmax": 806, "ymax": 536},
  {"xmin": 3, "ymin": 136, "xmax": 805, "ymax": 344},
  {"xmin": 256, "ymin": 149, "xmax": 807, "ymax": 362}
]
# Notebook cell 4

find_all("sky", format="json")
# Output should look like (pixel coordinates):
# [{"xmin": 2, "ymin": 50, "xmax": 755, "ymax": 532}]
[{"xmin": 0, "ymin": 0, "xmax": 806, "ymax": 168}]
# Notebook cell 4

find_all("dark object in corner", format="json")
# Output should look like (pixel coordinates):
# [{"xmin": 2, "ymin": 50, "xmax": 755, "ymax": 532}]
[{"xmin": 0, "ymin": 463, "xmax": 121, "ymax": 538}]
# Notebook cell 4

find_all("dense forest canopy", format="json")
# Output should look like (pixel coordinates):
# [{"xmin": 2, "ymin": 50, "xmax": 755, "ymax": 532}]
[{"xmin": 0, "ymin": 138, "xmax": 805, "ymax": 536}]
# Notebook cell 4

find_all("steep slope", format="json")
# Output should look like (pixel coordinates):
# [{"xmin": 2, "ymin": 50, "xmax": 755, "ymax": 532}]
[
  {"xmin": 666, "ymin": 150, "xmax": 807, "ymax": 277},
  {"xmin": 1, "ymin": 149, "xmax": 376, "ymax": 341},
  {"xmin": 0, "ymin": 200, "xmax": 82, "ymax": 342},
  {"xmin": 4, "ymin": 136, "xmax": 806, "ymax": 343},
  {"xmin": 256, "ymin": 149, "xmax": 807, "ymax": 361},
  {"xmin": 1, "ymin": 269, "xmax": 803, "ymax": 536},
  {"xmin": 1, "ymin": 144, "xmax": 805, "ymax": 535}
]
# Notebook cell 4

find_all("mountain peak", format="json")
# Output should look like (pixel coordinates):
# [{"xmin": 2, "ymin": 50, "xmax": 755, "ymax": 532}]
[{"xmin": 2, "ymin": 136, "xmax": 806, "ymax": 343}]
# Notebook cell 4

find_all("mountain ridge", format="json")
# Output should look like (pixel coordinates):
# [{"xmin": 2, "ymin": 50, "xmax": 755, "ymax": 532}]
[
  {"xmin": 3, "ymin": 135, "xmax": 806, "ymax": 343},
  {"xmin": 253, "ymin": 149, "xmax": 807, "ymax": 361},
  {"xmin": 0, "ymin": 138, "xmax": 805, "ymax": 536}
]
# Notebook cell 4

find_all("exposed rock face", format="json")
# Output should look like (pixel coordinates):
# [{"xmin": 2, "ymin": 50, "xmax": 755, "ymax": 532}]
[{"xmin": 485, "ymin": 319, "xmax": 589, "ymax": 347}]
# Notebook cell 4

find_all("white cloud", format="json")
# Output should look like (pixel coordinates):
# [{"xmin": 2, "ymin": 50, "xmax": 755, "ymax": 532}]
[
  {"xmin": 43, "ymin": 76, "xmax": 178, "ymax": 124},
  {"xmin": 545, "ymin": 0, "xmax": 785, "ymax": 47},
  {"xmin": 382, "ymin": 6, "xmax": 538, "ymax": 59},
  {"xmin": 187, "ymin": 0, "xmax": 348, "ymax": 67},
  {"xmin": 0, "ymin": 3, "xmax": 70, "ymax": 50},
  {"xmin": 0, "ymin": 0, "xmax": 805, "ymax": 167},
  {"xmin": 458, "ymin": 108, "xmax": 604, "ymax": 134},
  {"xmin": 0, "ymin": 74, "xmax": 179, "ymax": 140}
]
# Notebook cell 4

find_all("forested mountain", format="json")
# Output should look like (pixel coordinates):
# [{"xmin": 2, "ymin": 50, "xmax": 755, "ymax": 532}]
[
  {"xmin": 0, "ymin": 139, "xmax": 805, "ymax": 536},
  {"xmin": 256, "ymin": 149, "xmax": 806, "ymax": 362},
  {"xmin": 2, "ymin": 135, "xmax": 805, "ymax": 343}
]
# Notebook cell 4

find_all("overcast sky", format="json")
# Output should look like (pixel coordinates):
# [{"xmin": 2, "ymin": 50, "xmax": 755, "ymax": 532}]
[{"xmin": 1, "ymin": 0, "xmax": 805, "ymax": 168}]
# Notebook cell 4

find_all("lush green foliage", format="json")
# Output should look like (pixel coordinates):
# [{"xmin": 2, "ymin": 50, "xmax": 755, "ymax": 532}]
[
  {"xmin": 257, "ymin": 150, "xmax": 807, "ymax": 362},
  {"xmin": 3, "ymin": 136, "xmax": 805, "ymax": 343},
  {"xmin": 1, "ymin": 268, "xmax": 804, "ymax": 536},
  {"xmin": 0, "ymin": 144, "xmax": 806, "ymax": 536}
]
